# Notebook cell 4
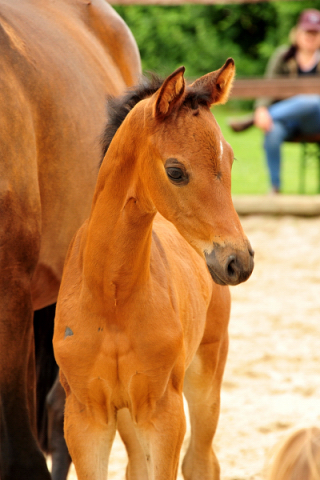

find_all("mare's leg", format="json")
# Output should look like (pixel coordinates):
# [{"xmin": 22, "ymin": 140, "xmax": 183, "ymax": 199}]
[
  {"xmin": 47, "ymin": 374, "xmax": 72, "ymax": 480},
  {"xmin": 117, "ymin": 408, "xmax": 148, "ymax": 480},
  {"xmin": 0, "ymin": 188, "xmax": 51, "ymax": 479},
  {"xmin": 182, "ymin": 286, "xmax": 231, "ymax": 480},
  {"xmin": 34, "ymin": 303, "xmax": 59, "ymax": 452},
  {"xmin": 62, "ymin": 373, "xmax": 116, "ymax": 480}
]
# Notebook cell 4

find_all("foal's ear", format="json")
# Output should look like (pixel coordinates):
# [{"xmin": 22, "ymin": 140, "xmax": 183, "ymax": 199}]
[
  {"xmin": 189, "ymin": 58, "xmax": 235, "ymax": 106},
  {"xmin": 154, "ymin": 66, "xmax": 186, "ymax": 119}
]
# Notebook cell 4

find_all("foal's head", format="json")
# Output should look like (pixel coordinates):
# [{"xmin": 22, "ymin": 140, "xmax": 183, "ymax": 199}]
[{"xmin": 103, "ymin": 59, "xmax": 254, "ymax": 286}]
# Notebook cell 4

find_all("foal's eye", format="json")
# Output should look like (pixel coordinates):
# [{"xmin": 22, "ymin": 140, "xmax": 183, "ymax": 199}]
[
  {"xmin": 166, "ymin": 167, "xmax": 188, "ymax": 185},
  {"xmin": 167, "ymin": 168, "xmax": 183, "ymax": 180}
]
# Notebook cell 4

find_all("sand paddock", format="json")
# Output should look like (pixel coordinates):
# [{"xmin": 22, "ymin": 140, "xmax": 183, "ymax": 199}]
[{"xmin": 60, "ymin": 214, "xmax": 320, "ymax": 480}]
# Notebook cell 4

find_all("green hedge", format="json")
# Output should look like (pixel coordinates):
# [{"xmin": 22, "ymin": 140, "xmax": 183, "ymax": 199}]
[{"xmin": 115, "ymin": 0, "xmax": 320, "ymax": 78}]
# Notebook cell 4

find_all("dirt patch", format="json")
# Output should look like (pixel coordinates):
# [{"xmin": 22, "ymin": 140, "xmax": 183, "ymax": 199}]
[{"xmin": 65, "ymin": 215, "xmax": 320, "ymax": 480}]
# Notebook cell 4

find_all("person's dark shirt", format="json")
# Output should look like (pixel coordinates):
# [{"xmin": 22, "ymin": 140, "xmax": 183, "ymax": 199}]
[{"xmin": 298, "ymin": 63, "xmax": 318, "ymax": 75}]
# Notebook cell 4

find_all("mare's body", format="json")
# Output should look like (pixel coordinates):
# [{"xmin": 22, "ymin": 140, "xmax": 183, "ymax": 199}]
[
  {"xmin": 54, "ymin": 61, "xmax": 254, "ymax": 480},
  {"xmin": 0, "ymin": 1, "xmax": 141, "ymax": 478}
]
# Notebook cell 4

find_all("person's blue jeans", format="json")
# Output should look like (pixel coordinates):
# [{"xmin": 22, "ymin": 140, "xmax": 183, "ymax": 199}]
[{"xmin": 263, "ymin": 95, "xmax": 320, "ymax": 190}]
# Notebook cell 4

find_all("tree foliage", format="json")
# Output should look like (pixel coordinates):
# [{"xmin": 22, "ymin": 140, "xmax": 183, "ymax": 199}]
[{"xmin": 115, "ymin": 0, "xmax": 320, "ymax": 78}]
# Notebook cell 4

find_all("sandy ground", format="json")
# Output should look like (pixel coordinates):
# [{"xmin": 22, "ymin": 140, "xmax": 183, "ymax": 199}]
[{"xmin": 62, "ymin": 214, "xmax": 320, "ymax": 480}]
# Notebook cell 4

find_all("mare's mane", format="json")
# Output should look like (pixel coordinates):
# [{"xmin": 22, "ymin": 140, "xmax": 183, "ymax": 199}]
[{"xmin": 101, "ymin": 72, "xmax": 212, "ymax": 159}]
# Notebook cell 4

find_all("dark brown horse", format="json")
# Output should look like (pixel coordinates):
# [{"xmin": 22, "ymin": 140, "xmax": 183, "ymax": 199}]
[{"xmin": 0, "ymin": 0, "xmax": 141, "ymax": 478}]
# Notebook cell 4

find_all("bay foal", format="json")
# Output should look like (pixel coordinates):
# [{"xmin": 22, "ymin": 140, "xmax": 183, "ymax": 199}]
[{"xmin": 53, "ymin": 59, "xmax": 254, "ymax": 480}]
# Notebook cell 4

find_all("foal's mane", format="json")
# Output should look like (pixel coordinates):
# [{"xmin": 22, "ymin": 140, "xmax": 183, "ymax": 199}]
[{"xmin": 101, "ymin": 72, "xmax": 212, "ymax": 159}]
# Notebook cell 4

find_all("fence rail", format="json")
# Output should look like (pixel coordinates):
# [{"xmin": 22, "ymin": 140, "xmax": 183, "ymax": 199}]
[{"xmin": 230, "ymin": 77, "xmax": 320, "ymax": 99}]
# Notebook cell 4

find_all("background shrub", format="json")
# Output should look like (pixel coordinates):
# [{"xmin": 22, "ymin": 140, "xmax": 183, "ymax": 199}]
[{"xmin": 115, "ymin": 0, "xmax": 320, "ymax": 78}]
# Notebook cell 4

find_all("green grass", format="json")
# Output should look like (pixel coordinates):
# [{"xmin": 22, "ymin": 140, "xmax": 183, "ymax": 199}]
[{"xmin": 212, "ymin": 105, "xmax": 320, "ymax": 195}]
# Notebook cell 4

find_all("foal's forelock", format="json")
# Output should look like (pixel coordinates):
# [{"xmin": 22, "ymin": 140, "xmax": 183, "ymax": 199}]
[{"xmin": 101, "ymin": 76, "xmax": 213, "ymax": 161}]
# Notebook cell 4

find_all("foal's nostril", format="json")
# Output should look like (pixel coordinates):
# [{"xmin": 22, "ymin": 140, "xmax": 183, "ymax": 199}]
[
  {"xmin": 226, "ymin": 254, "xmax": 238, "ymax": 279},
  {"xmin": 206, "ymin": 246, "xmax": 254, "ymax": 286}
]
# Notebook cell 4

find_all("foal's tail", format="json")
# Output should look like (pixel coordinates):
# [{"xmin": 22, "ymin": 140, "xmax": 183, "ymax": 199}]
[{"xmin": 34, "ymin": 303, "xmax": 59, "ymax": 454}]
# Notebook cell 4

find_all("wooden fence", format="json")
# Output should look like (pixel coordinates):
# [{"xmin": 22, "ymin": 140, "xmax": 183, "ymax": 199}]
[{"xmin": 230, "ymin": 77, "xmax": 320, "ymax": 99}]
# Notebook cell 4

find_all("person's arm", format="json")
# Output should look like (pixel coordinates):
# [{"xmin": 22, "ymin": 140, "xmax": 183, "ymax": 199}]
[
  {"xmin": 254, "ymin": 45, "xmax": 291, "ymax": 131},
  {"xmin": 254, "ymin": 106, "xmax": 273, "ymax": 131},
  {"xmin": 254, "ymin": 45, "xmax": 290, "ymax": 110}
]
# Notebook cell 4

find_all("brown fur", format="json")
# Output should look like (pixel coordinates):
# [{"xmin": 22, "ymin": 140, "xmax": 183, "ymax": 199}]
[
  {"xmin": 53, "ymin": 60, "xmax": 254, "ymax": 480},
  {"xmin": 0, "ymin": 1, "xmax": 141, "ymax": 479}
]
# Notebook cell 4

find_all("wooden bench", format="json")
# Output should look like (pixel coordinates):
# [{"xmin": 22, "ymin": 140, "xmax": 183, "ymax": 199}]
[
  {"xmin": 289, "ymin": 134, "xmax": 320, "ymax": 194},
  {"xmin": 230, "ymin": 77, "xmax": 320, "ymax": 193}
]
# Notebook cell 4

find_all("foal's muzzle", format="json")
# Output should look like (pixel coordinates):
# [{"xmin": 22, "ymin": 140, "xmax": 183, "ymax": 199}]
[{"xmin": 205, "ymin": 243, "xmax": 254, "ymax": 286}]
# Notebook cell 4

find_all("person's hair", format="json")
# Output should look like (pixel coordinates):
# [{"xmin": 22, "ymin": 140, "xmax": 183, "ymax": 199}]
[
  {"xmin": 265, "ymin": 427, "xmax": 320, "ymax": 480},
  {"xmin": 289, "ymin": 26, "xmax": 298, "ymax": 46},
  {"xmin": 281, "ymin": 26, "xmax": 300, "ymax": 61}
]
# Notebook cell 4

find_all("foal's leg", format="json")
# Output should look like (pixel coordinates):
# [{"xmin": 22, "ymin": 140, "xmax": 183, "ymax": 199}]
[
  {"xmin": 117, "ymin": 408, "xmax": 148, "ymax": 480},
  {"xmin": 132, "ymin": 375, "xmax": 186, "ymax": 480},
  {"xmin": 182, "ymin": 287, "xmax": 230, "ymax": 480},
  {"xmin": 62, "ymin": 379, "xmax": 116, "ymax": 480}
]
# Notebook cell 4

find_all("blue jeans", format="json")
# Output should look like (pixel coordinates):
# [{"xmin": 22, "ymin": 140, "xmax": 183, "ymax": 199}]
[{"xmin": 263, "ymin": 95, "xmax": 320, "ymax": 189}]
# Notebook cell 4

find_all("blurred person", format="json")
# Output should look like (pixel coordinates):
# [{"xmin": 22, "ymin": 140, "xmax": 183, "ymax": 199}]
[
  {"xmin": 265, "ymin": 427, "xmax": 320, "ymax": 480},
  {"xmin": 229, "ymin": 9, "xmax": 320, "ymax": 193}
]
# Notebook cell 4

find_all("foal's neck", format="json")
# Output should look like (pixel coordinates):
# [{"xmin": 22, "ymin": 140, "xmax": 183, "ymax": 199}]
[{"xmin": 83, "ymin": 115, "xmax": 156, "ymax": 301}]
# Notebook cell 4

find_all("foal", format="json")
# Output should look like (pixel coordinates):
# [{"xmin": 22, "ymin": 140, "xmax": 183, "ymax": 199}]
[{"xmin": 53, "ymin": 59, "xmax": 254, "ymax": 480}]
